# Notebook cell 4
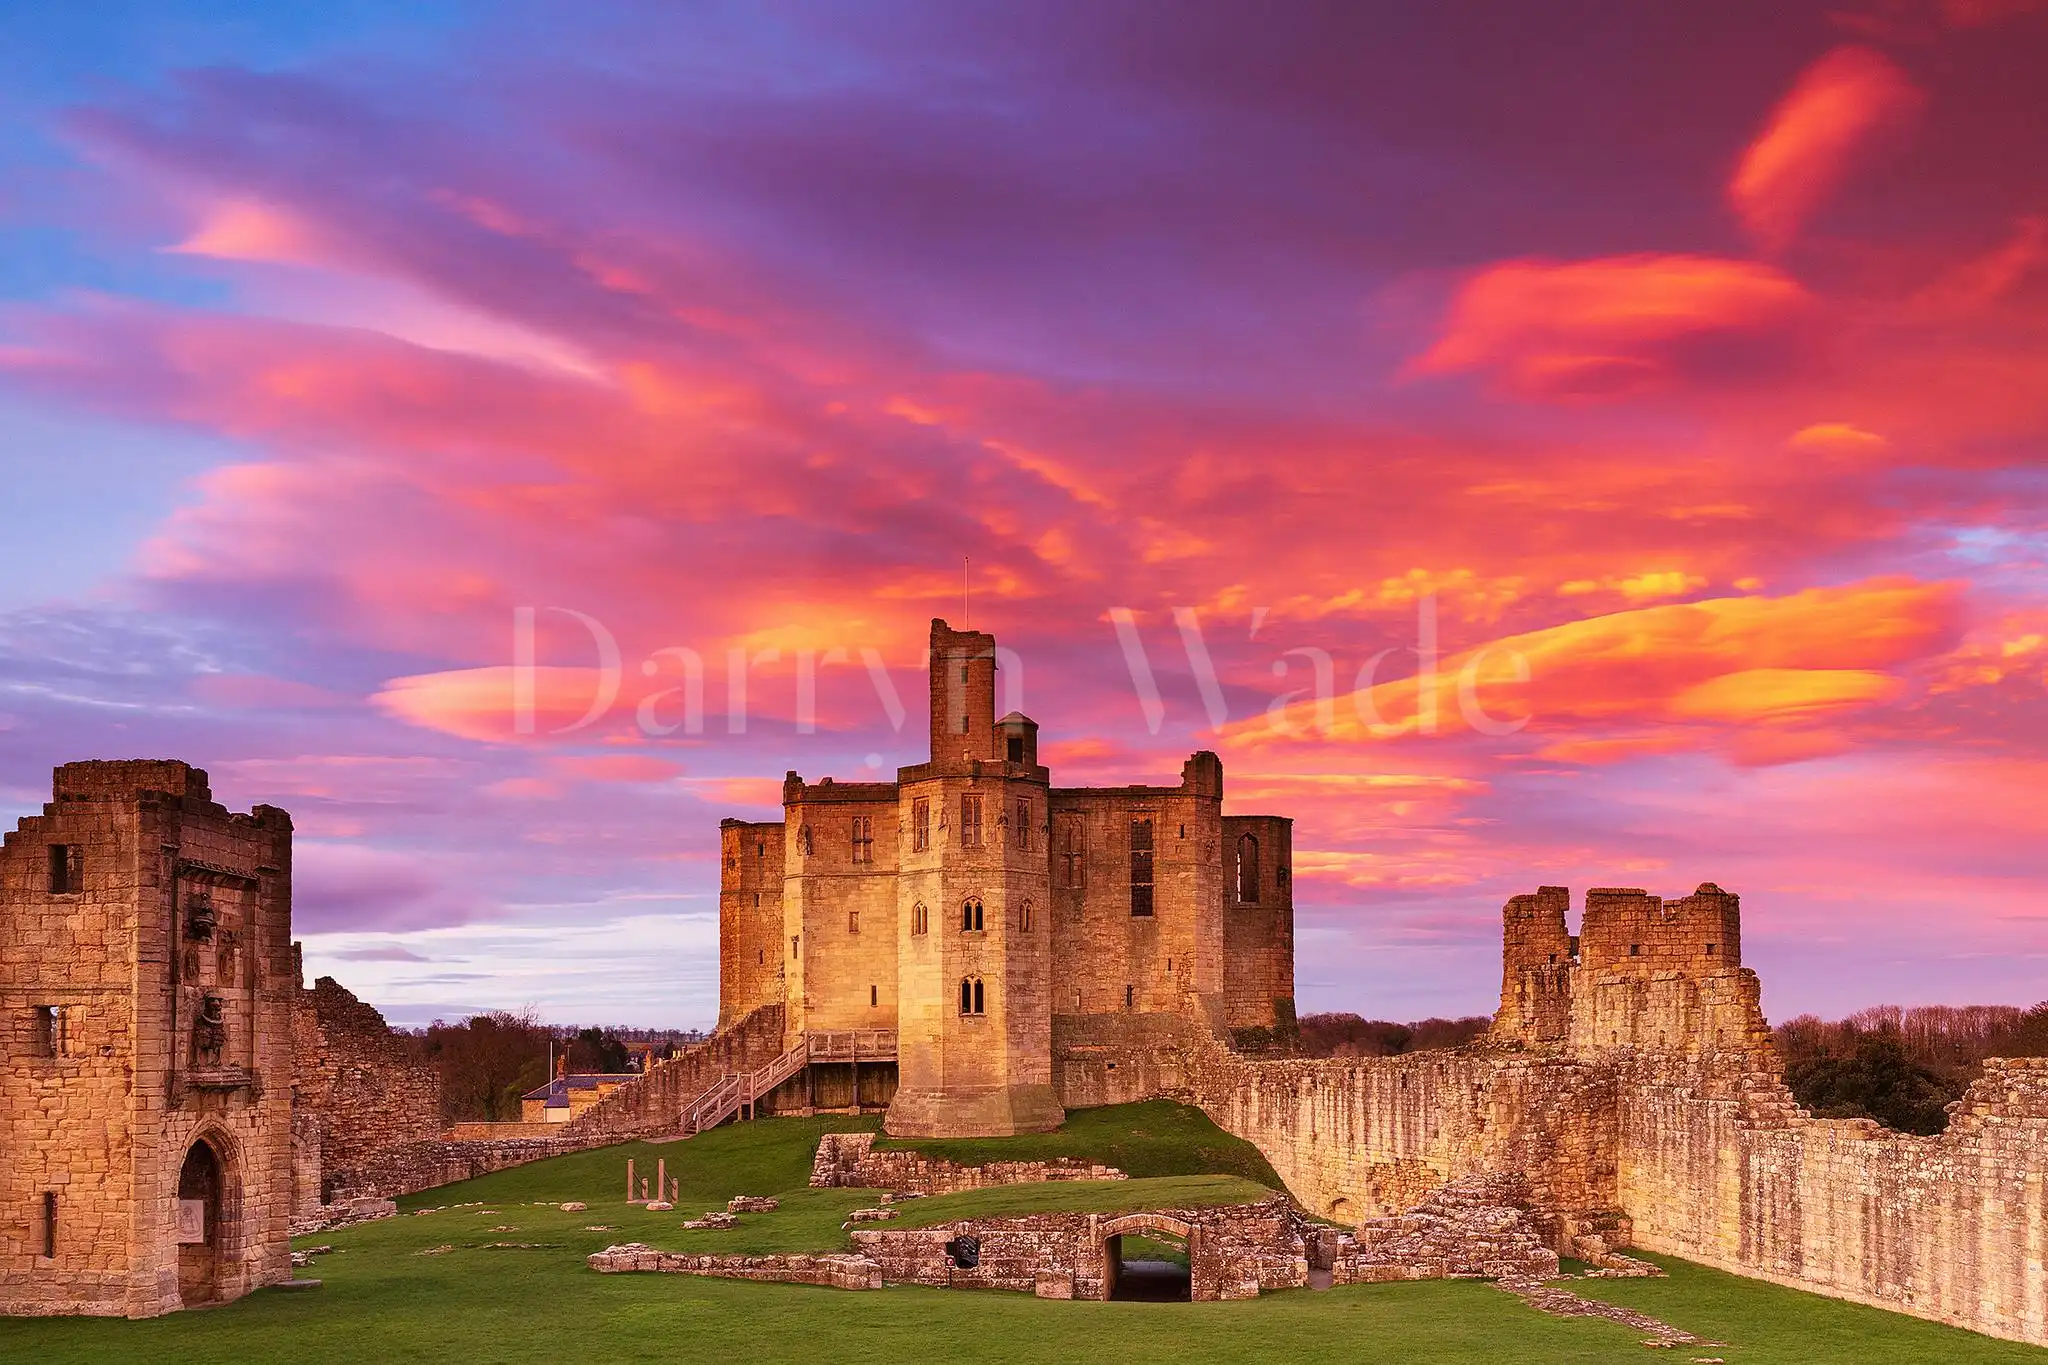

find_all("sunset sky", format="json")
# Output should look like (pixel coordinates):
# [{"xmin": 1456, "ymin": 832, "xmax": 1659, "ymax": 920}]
[{"xmin": 1, "ymin": 2, "xmax": 2043, "ymax": 1028}]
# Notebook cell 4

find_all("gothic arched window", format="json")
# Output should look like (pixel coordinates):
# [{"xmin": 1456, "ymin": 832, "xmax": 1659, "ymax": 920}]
[
  {"xmin": 960, "ymin": 976, "xmax": 986, "ymax": 1015},
  {"xmin": 961, "ymin": 897, "xmax": 984, "ymax": 932}
]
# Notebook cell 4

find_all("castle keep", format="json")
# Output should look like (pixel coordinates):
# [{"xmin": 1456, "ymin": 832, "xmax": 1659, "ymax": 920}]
[
  {"xmin": 718, "ymin": 619, "xmax": 1295, "ymax": 1136},
  {"xmin": 0, "ymin": 762, "xmax": 295, "ymax": 1316}
]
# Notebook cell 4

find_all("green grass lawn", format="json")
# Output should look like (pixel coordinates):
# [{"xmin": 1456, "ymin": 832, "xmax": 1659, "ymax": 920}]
[
  {"xmin": 2, "ymin": 1106, "xmax": 2042, "ymax": 1364},
  {"xmin": 877, "ymin": 1098, "xmax": 1285, "ymax": 1186}
]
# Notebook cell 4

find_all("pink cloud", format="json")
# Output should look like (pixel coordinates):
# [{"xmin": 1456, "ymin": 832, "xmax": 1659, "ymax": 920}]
[
  {"xmin": 1411, "ymin": 255, "xmax": 1814, "ymax": 400},
  {"xmin": 1730, "ymin": 46, "xmax": 1926, "ymax": 252},
  {"xmin": 549, "ymin": 753, "xmax": 684, "ymax": 783}
]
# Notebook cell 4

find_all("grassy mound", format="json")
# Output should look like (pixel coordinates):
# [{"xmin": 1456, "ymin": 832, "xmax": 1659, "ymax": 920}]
[
  {"xmin": 875, "ymin": 1099, "xmax": 1284, "ymax": 1187},
  {"xmin": 887, "ymin": 1174, "xmax": 1274, "ymax": 1229}
]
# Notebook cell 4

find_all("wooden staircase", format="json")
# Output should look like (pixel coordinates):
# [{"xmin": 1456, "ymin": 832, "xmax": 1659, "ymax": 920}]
[{"xmin": 679, "ymin": 1030, "xmax": 896, "ymax": 1134}]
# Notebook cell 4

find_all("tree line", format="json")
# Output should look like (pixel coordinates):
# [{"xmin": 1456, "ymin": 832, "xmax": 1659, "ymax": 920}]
[
  {"xmin": 1774, "ymin": 1002, "xmax": 2048, "ymax": 1135},
  {"xmin": 390, "ymin": 1012, "xmax": 708, "ymax": 1123},
  {"xmin": 1295, "ymin": 1012, "xmax": 1492, "ymax": 1057}
]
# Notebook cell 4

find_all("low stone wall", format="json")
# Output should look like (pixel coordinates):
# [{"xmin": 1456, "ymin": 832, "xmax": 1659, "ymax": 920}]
[
  {"xmin": 808, "ymin": 1131, "xmax": 1126, "ymax": 1194},
  {"xmin": 444, "ymin": 1121, "xmax": 558, "ymax": 1141},
  {"xmin": 325, "ymin": 1133, "xmax": 608, "ymax": 1202},
  {"xmin": 289, "ymin": 1196, "xmax": 397, "ymax": 1238},
  {"xmin": 588, "ymin": 1246, "xmax": 881, "ymax": 1290},
  {"xmin": 587, "ymin": 1184, "xmax": 1556, "ymax": 1302}
]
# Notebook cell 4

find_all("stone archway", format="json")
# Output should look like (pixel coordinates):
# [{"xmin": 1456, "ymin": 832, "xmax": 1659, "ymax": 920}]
[
  {"xmin": 1099, "ymin": 1212, "xmax": 1195, "ymax": 1302},
  {"xmin": 176, "ymin": 1135, "xmax": 236, "ymax": 1306}
]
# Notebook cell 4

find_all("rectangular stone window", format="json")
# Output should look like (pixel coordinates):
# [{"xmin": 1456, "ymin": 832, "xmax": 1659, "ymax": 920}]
[
  {"xmin": 1014, "ymin": 800, "xmax": 1030, "ymax": 852},
  {"xmin": 32, "ymin": 1005, "xmax": 63, "ymax": 1058},
  {"xmin": 912, "ymin": 798, "xmax": 931, "ymax": 852},
  {"xmin": 1059, "ymin": 817, "xmax": 1084, "ymax": 888},
  {"xmin": 1629, "ymin": 943, "xmax": 1641, "ymax": 956},
  {"xmin": 42, "ymin": 1192, "xmax": 56, "ymax": 1259},
  {"xmin": 847, "ymin": 909, "xmax": 860, "ymax": 934},
  {"xmin": 871, "ymin": 984, "xmax": 878, "ymax": 1008},
  {"xmin": 1129, "ymin": 816, "xmax": 1154, "ymax": 917},
  {"xmin": 1705, "ymin": 943, "xmax": 1716, "ymax": 956},
  {"xmin": 850, "ymin": 815, "xmax": 874, "ymax": 865},
  {"xmin": 959, "ymin": 795, "xmax": 984, "ymax": 849},
  {"xmin": 47, "ymin": 844, "xmax": 80, "ymax": 895},
  {"xmin": 1007, "ymin": 735, "xmax": 1024, "ymax": 762},
  {"xmin": 792, "ymin": 935, "xmax": 800, "ymax": 959}
]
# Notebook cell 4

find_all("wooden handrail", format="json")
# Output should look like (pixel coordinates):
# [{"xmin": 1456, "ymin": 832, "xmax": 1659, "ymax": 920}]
[{"xmin": 679, "ymin": 1029, "xmax": 897, "ymax": 1134}]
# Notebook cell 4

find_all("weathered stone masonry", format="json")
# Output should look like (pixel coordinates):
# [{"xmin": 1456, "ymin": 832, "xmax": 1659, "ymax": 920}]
[
  {"xmin": 1051, "ymin": 883, "xmax": 2048, "ymax": 1347},
  {"xmin": 290, "ymin": 969, "xmax": 442, "ymax": 1213},
  {"xmin": 1, "ymin": 762, "xmax": 294, "ymax": 1317}
]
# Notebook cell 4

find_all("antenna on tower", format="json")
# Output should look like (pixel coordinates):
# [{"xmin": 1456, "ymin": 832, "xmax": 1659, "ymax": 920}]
[{"xmin": 963, "ymin": 555, "xmax": 970, "ymax": 628}]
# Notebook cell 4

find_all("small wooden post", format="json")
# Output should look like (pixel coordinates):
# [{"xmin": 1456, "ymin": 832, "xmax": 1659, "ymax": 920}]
[
  {"xmin": 656, "ymin": 1158, "xmax": 667, "ymax": 1204},
  {"xmin": 626, "ymin": 1157, "xmax": 635, "ymax": 1204}
]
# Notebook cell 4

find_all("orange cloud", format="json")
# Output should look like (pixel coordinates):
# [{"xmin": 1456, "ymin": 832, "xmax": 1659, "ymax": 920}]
[
  {"xmin": 1412, "ymin": 255, "xmax": 1811, "ymax": 399},
  {"xmin": 374, "ymin": 666, "xmax": 620, "ymax": 743},
  {"xmin": 1230, "ymin": 578, "xmax": 1960, "ymax": 758},
  {"xmin": 1730, "ymin": 46, "xmax": 1925, "ymax": 252},
  {"xmin": 1788, "ymin": 422, "xmax": 1890, "ymax": 456},
  {"xmin": 1667, "ymin": 667, "xmax": 1904, "ymax": 723}
]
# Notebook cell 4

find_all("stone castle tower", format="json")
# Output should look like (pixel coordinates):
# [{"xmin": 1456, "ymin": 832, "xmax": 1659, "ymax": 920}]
[
  {"xmin": 888, "ymin": 622, "xmax": 1060, "ymax": 1135},
  {"xmin": 0, "ymin": 762, "xmax": 294, "ymax": 1316},
  {"xmin": 718, "ymin": 618, "xmax": 1297, "ymax": 1137}
]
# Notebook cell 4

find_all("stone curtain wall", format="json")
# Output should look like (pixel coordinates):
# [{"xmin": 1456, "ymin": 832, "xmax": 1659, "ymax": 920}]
[
  {"xmin": 291, "ymin": 973, "xmax": 442, "ymax": 1202},
  {"xmin": 1055, "ymin": 886, "xmax": 2048, "ymax": 1346},
  {"xmin": 315, "ymin": 1005, "xmax": 788, "ymax": 1201},
  {"xmin": 808, "ymin": 1131, "xmax": 1124, "ymax": 1194},
  {"xmin": 561, "ymin": 1004, "xmax": 786, "ymax": 1142},
  {"xmin": 1064, "ymin": 1012, "xmax": 1619, "ymax": 1245},
  {"xmin": 1616, "ymin": 1055, "xmax": 2048, "ymax": 1345}
]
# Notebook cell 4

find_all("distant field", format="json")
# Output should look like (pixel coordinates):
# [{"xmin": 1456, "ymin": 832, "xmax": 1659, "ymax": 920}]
[{"xmin": 2, "ymin": 1105, "xmax": 2041, "ymax": 1365}]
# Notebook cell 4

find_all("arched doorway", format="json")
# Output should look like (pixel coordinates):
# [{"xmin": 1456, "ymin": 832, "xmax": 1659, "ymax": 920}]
[
  {"xmin": 1100, "ymin": 1213, "xmax": 1194, "ymax": 1302},
  {"xmin": 176, "ymin": 1138, "xmax": 229, "ymax": 1305}
]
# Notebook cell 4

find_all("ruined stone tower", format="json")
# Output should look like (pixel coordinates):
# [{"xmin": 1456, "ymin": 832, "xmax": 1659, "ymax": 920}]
[{"xmin": 0, "ymin": 761, "xmax": 294, "ymax": 1316}]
